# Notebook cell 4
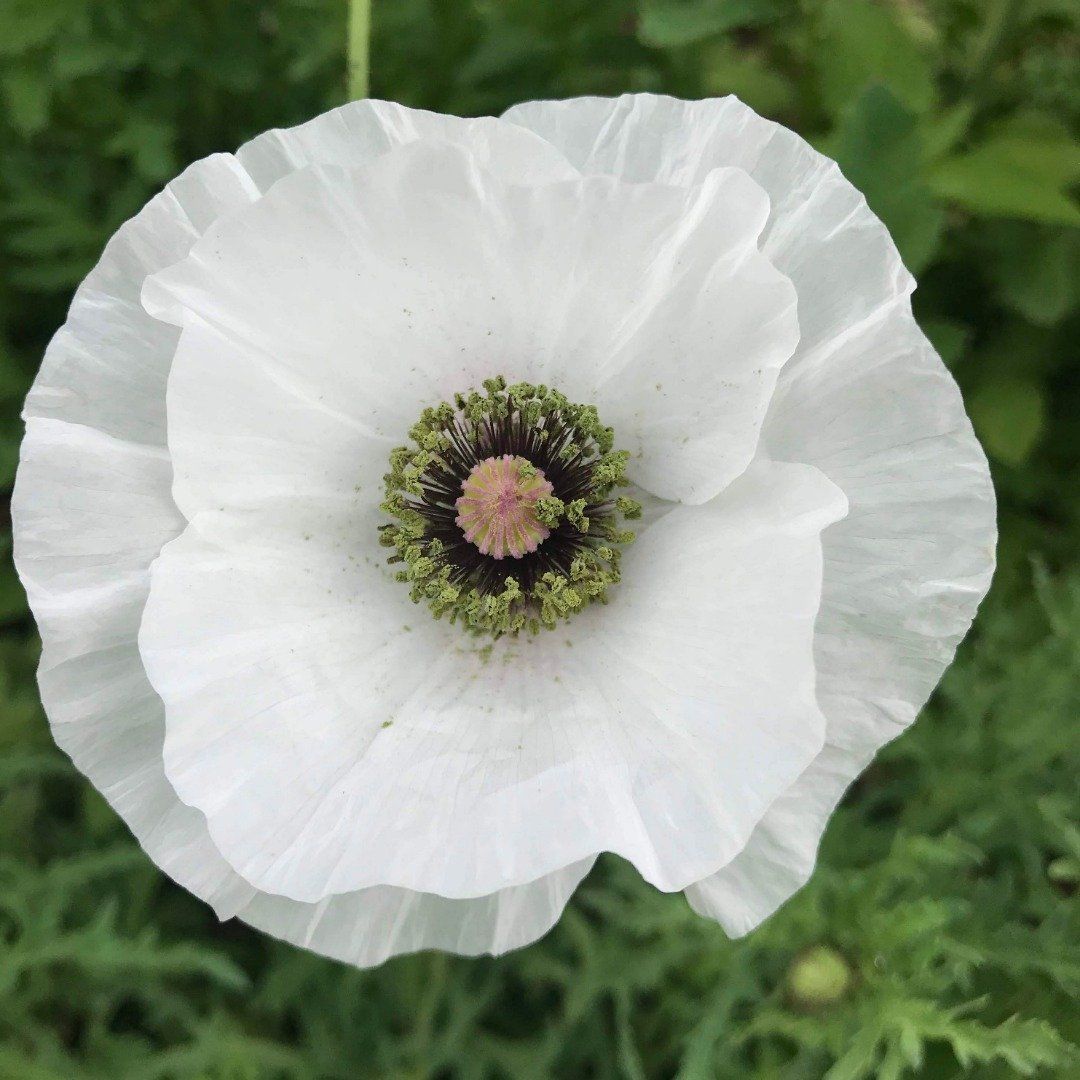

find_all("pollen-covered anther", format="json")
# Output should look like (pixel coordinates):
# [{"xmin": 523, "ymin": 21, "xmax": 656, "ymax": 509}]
[
  {"xmin": 380, "ymin": 377, "xmax": 639, "ymax": 636},
  {"xmin": 455, "ymin": 455, "xmax": 554, "ymax": 560}
]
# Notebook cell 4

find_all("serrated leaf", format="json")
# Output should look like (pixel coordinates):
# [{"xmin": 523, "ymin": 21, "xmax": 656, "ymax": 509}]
[{"xmin": 946, "ymin": 1016, "xmax": 1076, "ymax": 1073}]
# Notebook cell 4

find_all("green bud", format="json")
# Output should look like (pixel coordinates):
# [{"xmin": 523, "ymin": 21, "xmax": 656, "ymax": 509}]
[{"xmin": 787, "ymin": 946, "xmax": 853, "ymax": 1010}]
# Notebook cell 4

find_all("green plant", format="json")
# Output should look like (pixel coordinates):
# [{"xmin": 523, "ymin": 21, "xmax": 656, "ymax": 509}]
[{"xmin": 0, "ymin": 0, "xmax": 1076, "ymax": 1074}]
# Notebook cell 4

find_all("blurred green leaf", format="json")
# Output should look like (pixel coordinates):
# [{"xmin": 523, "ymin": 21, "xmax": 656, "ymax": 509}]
[
  {"xmin": 969, "ymin": 376, "xmax": 1047, "ymax": 465},
  {"xmin": 920, "ymin": 103, "xmax": 974, "ymax": 162},
  {"xmin": 989, "ymin": 225, "xmax": 1080, "ymax": 326},
  {"xmin": 699, "ymin": 41, "xmax": 796, "ymax": 115},
  {"xmin": 930, "ymin": 116, "xmax": 1080, "ymax": 226},
  {"xmin": 105, "ymin": 118, "xmax": 178, "ymax": 183},
  {"xmin": 813, "ymin": 0, "xmax": 936, "ymax": 117},
  {"xmin": 1, "ymin": 69, "xmax": 50, "ymax": 136},
  {"xmin": 1027, "ymin": 0, "xmax": 1080, "ymax": 17},
  {"xmin": 638, "ymin": 0, "xmax": 790, "ymax": 48},
  {"xmin": 920, "ymin": 318, "xmax": 970, "ymax": 366},
  {"xmin": 0, "ymin": 537, "xmax": 28, "ymax": 623},
  {"xmin": 832, "ymin": 86, "xmax": 945, "ymax": 273},
  {"xmin": 52, "ymin": 35, "xmax": 136, "ymax": 80},
  {"xmin": 0, "ymin": 0, "xmax": 83, "ymax": 57}
]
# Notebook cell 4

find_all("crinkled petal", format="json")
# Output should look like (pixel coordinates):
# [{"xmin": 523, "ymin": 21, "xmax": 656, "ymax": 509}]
[
  {"xmin": 160, "ymin": 308, "xmax": 389, "ymax": 543},
  {"xmin": 683, "ymin": 745, "xmax": 869, "ymax": 934},
  {"xmin": 23, "ymin": 155, "xmax": 259, "ymax": 444},
  {"xmin": 694, "ymin": 305, "xmax": 994, "ymax": 934},
  {"xmin": 504, "ymin": 93, "xmax": 995, "ymax": 929},
  {"xmin": 503, "ymin": 93, "xmax": 916, "ymax": 383},
  {"xmin": 237, "ymin": 98, "xmax": 579, "ymax": 192},
  {"xmin": 13, "ymin": 142, "xmax": 592, "ymax": 967},
  {"xmin": 16, "ymin": 93, "xmax": 994, "ymax": 953},
  {"xmin": 234, "ymin": 858, "xmax": 595, "ymax": 968},
  {"xmin": 138, "ymin": 459, "xmax": 845, "ymax": 901},
  {"xmin": 144, "ymin": 140, "xmax": 797, "ymax": 505},
  {"xmin": 11, "ymin": 156, "xmax": 296, "ymax": 925},
  {"xmin": 12, "ymin": 156, "xmax": 258, "ymax": 906}
]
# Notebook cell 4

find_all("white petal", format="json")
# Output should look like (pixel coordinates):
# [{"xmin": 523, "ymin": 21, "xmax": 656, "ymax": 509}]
[
  {"xmin": 235, "ymin": 859, "xmax": 595, "ymax": 968},
  {"xmin": 684, "ymin": 745, "xmax": 868, "ymax": 934},
  {"xmin": 503, "ymin": 94, "xmax": 778, "ymax": 188},
  {"xmin": 237, "ymin": 98, "xmax": 579, "ymax": 191},
  {"xmin": 503, "ymin": 93, "xmax": 994, "ymax": 928},
  {"xmin": 145, "ymin": 140, "xmax": 796, "ymax": 505},
  {"xmin": 138, "ymin": 460, "xmax": 845, "ymax": 901},
  {"xmin": 13, "ymin": 154, "xmax": 255, "ymax": 864},
  {"xmin": 162, "ymin": 310, "xmax": 389, "ymax": 539},
  {"xmin": 14, "ymin": 146, "xmax": 592, "ymax": 967},
  {"xmin": 24, "ymin": 155, "xmax": 259, "ymax": 446},
  {"xmin": 693, "ymin": 307, "xmax": 994, "ymax": 934},
  {"xmin": 11, "ymin": 154, "xmax": 266, "ymax": 917},
  {"xmin": 764, "ymin": 305, "xmax": 996, "ymax": 753},
  {"xmin": 502, "ymin": 93, "xmax": 915, "ymax": 376}
]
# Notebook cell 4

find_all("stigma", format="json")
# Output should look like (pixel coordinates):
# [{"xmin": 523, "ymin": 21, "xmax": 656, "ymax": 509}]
[{"xmin": 455, "ymin": 455, "xmax": 554, "ymax": 560}]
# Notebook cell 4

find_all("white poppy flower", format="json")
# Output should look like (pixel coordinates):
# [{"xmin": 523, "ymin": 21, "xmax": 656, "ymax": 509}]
[{"xmin": 12, "ymin": 95, "xmax": 995, "ymax": 968}]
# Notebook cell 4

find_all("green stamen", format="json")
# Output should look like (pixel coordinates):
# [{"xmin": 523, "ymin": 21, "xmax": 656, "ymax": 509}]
[{"xmin": 380, "ymin": 378, "xmax": 639, "ymax": 637}]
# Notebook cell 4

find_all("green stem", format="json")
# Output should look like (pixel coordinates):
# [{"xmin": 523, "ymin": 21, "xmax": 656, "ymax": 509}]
[{"xmin": 347, "ymin": 0, "xmax": 371, "ymax": 100}]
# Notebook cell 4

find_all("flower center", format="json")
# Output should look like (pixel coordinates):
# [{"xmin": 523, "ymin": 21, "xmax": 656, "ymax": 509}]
[
  {"xmin": 455, "ymin": 455, "xmax": 554, "ymax": 560},
  {"xmin": 380, "ymin": 377, "xmax": 641, "ymax": 637}
]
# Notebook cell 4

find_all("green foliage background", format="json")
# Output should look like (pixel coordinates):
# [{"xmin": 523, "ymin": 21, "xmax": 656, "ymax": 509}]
[{"xmin": 0, "ymin": 0, "xmax": 1077, "ymax": 1076}]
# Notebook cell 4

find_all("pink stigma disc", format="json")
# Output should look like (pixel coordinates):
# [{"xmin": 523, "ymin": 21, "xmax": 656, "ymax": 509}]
[{"xmin": 455, "ymin": 455, "xmax": 554, "ymax": 560}]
